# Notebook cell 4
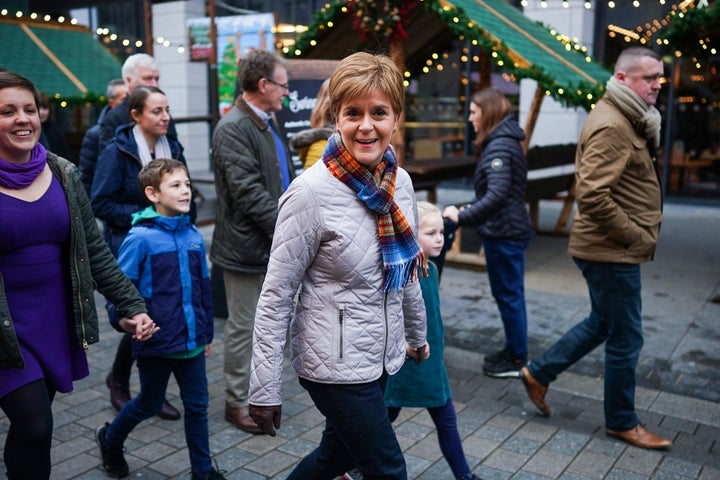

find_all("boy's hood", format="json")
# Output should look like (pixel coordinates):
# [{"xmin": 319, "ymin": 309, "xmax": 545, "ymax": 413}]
[{"xmin": 131, "ymin": 206, "xmax": 190, "ymax": 230}]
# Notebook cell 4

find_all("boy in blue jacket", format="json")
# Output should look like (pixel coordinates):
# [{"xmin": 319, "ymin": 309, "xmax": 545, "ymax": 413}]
[{"xmin": 96, "ymin": 158, "xmax": 223, "ymax": 480}]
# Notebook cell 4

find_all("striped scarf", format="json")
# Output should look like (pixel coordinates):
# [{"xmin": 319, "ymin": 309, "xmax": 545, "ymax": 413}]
[{"xmin": 323, "ymin": 133, "xmax": 427, "ymax": 292}]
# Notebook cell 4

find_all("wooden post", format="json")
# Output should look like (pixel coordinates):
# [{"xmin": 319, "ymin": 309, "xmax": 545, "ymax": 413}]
[
  {"xmin": 208, "ymin": 0, "xmax": 220, "ymax": 126},
  {"xmin": 143, "ymin": 0, "xmax": 153, "ymax": 56},
  {"xmin": 524, "ymin": 85, "xmax": 544, "ymax": 229},
  {"xmin": 479, "ymin": 49, "xmax": 491, "ymax": 89},
  {"xmin": 390, "ymin": 38, "xmax": 406, "ymax": 165},
  {"xmin": 521, "ymin": 85, "xmax": 544, "ymax": 153}
]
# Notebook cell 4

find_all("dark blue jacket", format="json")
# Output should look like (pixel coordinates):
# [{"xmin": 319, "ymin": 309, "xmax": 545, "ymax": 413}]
[
  {"xmin": 107, "ymin": 209, "xmax": 213, "ymax": 357},
  {"xmin": 79, "ymin": 105, "xmax": 111, "ymax": 196},
  {"xmin": 90, "ymin": 124, "xmax": 186, "ymax": 232},
  {"xmin": 459, "ymin": 115, "xmax": 535, "ymax": 240}
]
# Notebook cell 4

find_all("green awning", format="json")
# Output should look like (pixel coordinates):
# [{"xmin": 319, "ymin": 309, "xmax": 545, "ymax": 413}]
[
  {"xmin": 447, "ymin": 0, "xmax": 611, "ymax": 96},
  {"xmin": 0, "ymin": 19, "xmax": 122, "ymax": 104},
  {"xmin": 288, "ymin": 0, "xmax": 612, "ymax": 110}
]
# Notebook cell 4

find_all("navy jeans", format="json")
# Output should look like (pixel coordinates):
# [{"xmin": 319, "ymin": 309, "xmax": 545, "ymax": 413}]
[
  {"xmin": 528, "ymin": 258, "xmax": 643, "ymax": 430},
  {"xmin": 288, "ymin": 374, "xmax": 406, "ymax": 480},
  {"xmin": 388, "ymin": 398, "xmax": 471, "ymax": 480},
  {"xmin": 104, "ymin": 353, "xmax": 212, "ymax": 476},
  {"xmin": 483, "ymin": 237, "xmax": 529, "ymax": 358}
]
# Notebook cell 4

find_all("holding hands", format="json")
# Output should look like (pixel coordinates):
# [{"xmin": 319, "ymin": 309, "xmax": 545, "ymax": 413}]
[
  {"xmin": 118, "ymin": 313, "xmax": 159, "ymax": 341},
  {"xmin": 442, "ymin": 205, "xmax": 461, "ymax": 224}
]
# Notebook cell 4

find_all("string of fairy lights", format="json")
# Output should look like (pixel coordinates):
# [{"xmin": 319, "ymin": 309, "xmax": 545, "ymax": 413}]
[
  {"xmin": 3, "ymin": 0, "xmax": 709, "ymax": 58},
  {"xmin": 0, "ymin": 8, "xmax": 305, "ymax": 57},
  {"xmin": 0, "ymin": 8, "xmax": 181, "ymax": 54},
  {"xmin": 2, "ymin": 0, "xmax": 716, "ymax": 108}
]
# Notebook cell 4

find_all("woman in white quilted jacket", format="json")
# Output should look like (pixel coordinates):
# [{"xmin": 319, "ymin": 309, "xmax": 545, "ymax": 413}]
[{"xmin": 248, "ymin": 52, "xmax": 429, "ymax": 480}]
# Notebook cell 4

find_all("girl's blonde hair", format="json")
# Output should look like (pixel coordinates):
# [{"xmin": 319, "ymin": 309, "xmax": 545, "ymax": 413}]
[{"xmin": 417, "ymin": 201, "xmax": 442, "ymax": 225}]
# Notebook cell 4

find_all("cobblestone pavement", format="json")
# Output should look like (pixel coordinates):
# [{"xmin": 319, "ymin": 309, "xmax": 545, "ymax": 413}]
[{"xmin": 1, "ymin": 198, "xmax": 719, "ymax": 479}]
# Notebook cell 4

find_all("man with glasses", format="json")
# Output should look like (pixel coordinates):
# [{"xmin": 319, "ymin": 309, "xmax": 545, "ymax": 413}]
[
  {"xmin": 211, "ymin": 49, "xmax": 294, "ymax": 433},
  {"xmin": 519, "ymin": 47, "xmax": 672, "ymax": 450}
]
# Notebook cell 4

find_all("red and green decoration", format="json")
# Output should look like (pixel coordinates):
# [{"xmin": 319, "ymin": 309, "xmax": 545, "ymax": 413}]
[
  {"xmin": 288, "ymin": 0, "xmax": 606, "ymax": 111},
  {"xmin": 349, "ymin": 0, "xmax": 418, "ymax": 42}
]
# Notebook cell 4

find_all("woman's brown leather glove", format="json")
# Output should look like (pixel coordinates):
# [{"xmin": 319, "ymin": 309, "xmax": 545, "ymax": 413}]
[{"xmin": 248, "ymin": 404, "xmax": 282, "ymax": 436}]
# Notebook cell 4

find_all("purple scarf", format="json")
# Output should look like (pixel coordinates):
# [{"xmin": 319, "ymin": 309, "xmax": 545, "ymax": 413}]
[{"xmin": 0, "ymin": 143, "xmax": 47, "ymax": 189}]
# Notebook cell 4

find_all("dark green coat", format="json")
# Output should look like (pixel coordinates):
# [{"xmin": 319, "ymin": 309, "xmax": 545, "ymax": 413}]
[
  {"xmin": 384, "ymin": 262, "xmax": 452, "ymax": 408},
  {"xmin": 0, "ymin": 153, "xmax": 146, "ymax": 369},
  {"xmin": 210, "ymin": 97, "xmax": 295, "ymax": 274}
]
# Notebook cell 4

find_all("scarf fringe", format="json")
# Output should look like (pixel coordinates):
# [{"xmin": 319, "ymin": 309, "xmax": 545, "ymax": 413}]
[{"xmin": 383, "ymin": 252, "xmax": 429, "ymax": 292}]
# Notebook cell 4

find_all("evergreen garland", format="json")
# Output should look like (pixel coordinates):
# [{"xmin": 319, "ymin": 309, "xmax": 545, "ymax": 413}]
[
  {"xmin": 661, "ymin": 3, "xmax": 720, "ymax": 60},
  {"xmin": 48, "ymin": 92, "xmax": 108, "ymax": 109}
]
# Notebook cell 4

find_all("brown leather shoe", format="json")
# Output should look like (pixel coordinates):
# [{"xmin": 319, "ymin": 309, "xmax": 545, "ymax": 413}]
[
  {"xmin": 158, "ymin": 400, "xmax": 182, "ymax": 420},
  {"xmin": 606, "ymin": 424, "xmax": 672, "ymax": 449},
  {"xmin": 519, "ymin": 366, "xmax": 550, "ymax": 416},
  {"xmin": 225, "ymin": 402, "xmax": 264, "ymax": 434},
  {"xmin": 106, "ymin": 372, "xmax": 130, "ymax": 412}
]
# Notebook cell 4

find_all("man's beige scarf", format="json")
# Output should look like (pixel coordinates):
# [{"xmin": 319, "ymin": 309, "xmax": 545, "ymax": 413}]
[{"xmin": 605, "ymin": 76, "xmax": 662, "ymax": 148}]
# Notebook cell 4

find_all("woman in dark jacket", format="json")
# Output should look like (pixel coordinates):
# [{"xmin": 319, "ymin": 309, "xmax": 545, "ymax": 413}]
[
  {"xmin": 444, "ymin": 87, "xmax": 535, "ymax": 378},
  {"xmin": 0, "ymin": 71, "xmax": 155, "ymax": 480}
]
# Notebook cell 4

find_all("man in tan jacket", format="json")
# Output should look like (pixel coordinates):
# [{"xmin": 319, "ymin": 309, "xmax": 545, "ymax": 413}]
[{"xmin": 519, "ymin": 47, "xmax": 672, "ymax": 450}]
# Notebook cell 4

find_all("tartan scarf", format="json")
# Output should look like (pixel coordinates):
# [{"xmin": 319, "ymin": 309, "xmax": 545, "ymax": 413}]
[{"xmin": 323, "ymin": 133, "xmax": 427, "ymax": 292}]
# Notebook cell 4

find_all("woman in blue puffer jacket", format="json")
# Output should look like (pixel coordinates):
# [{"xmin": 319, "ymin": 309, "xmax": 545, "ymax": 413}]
[{"xmin": 444, "ymin": 87, "xmax": 535, "ymax": 378}]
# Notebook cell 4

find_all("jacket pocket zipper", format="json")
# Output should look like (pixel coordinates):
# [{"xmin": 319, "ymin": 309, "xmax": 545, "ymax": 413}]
[{"xmin": 338, "ymin": 305, "xmax": 345, "ymax": 360}]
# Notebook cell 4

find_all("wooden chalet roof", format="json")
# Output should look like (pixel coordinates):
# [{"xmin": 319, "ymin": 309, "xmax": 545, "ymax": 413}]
[{"xmin": 0, "ymin": 18, "xmax": 122, "ymax": 103}]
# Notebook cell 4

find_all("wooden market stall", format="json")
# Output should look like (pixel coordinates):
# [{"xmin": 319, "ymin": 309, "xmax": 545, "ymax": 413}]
[{"xmin": 286, "ymin": 0, "xmax": 613, "ymax": 265}]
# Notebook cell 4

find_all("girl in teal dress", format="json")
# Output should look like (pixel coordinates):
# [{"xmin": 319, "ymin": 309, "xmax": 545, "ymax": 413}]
[{"xmin": 384, "ymin": 201, "xmax": 480, "ymax": 480}]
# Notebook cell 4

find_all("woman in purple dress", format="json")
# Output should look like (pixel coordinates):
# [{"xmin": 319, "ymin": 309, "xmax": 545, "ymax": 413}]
[{"xmin": 0, "ymin": 71, "xmax": 158, "ymax": 480}]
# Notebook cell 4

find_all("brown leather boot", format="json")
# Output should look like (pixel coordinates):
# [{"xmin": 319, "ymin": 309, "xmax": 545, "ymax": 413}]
[
  {"xmin": 225, "ymin": 402, "xmax": 263, "ymax": 434},
  {"xmin": 106, "ymin": 372, "xmax": 130, "ymax": 412},
  {"xmin": 159, "ymin": 400, "xmax": 182, "ymax": 420}
]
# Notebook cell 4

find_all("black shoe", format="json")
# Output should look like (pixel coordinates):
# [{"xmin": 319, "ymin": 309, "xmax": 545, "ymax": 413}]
[
  {"xmin": 483, "ymin": 349, "xmax": 527, "ymax": 378},
  {"xmin": 191, "ymin": 467, "xmax": 228, "ymax": 480},
  {"xmin": 341, "ymin": 469, "xmax": 363, "ymax": 480},
  {"xmin": 484, "ymin": 347, "xmax": 511, "ymax": 364},
  {"xmin": 96, "ymin": 423, "xmax": 129, "ymax": 478}
]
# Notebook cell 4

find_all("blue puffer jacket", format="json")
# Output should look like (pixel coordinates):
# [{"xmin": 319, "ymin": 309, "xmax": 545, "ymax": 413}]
[
  {"xmin": 458, "ymin": 115, "xmax": 535, "ymax": 240},
  {"xmin": 107, "ymin": 208, "xmax": 213, "ymax": 357},
  {"xmin": 90, "ymin": 124, "xmax": 186, "ymax": 233}
]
